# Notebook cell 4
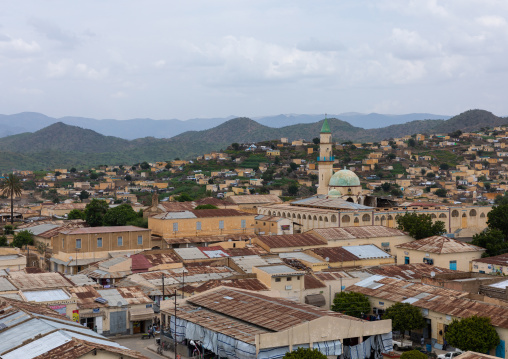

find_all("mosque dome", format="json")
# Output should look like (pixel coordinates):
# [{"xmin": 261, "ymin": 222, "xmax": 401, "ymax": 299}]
[
  {"xmin": 329, "ymin": 169, "xmax": 361, "ymax": 187},
  {"xmin": 327, "ymin": 189, "xmax": 343, "ymax": 197}
]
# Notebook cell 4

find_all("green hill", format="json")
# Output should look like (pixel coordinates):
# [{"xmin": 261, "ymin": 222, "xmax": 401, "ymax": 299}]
[{"xmin": 0, "ymin": 109, "xmax": 506, "ymax": 170}]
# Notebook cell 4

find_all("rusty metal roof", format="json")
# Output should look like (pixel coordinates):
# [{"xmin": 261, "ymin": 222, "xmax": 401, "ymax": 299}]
[
  {"xmin": 8, "ymin": 272, "xmax": 74, "ymax": 290},
  {"xmin": 186, "ymin": 287, "xmax": 364, "ymax": 332},
  {"xmin": 348, "ymin": 275, "xmax": 508, "ymax": 329},
  {"xmin": 472, "ymin": 253, "xmax": 508, "ymax": 266},
  {"xmin": 454, "ymin": 352, "xmax": 499, "ymax": 359},
  {"xmin": 395, "ymin": 236, "xmax": 485, "ymax": 254},
  {"xmin": 68, "ymin": 286, "xmax": 107, "ymax": 309},
  {"xmin": 115, "ymin": 286, "xmax": 153, "ymax": 305},
  {"xmin": 164, "ymin": 233, "xmax": 257, "ymax": 245},
  {"xmin": 310, "ymin": 246, "xmax": 360, "ymax": 262},
  {"xmin": 61, "ymin": 226, "xmax": 149, "ymax": 235},
  {"xmin": 192, "ymin": 278, "xmax": 269, "ymax": 293},
  {"xmin": 257, "ymin": 233, "xmax": 326, "ymax": 249},
  {"xmin": 366, "ymin": 263, "xmax": 460, "ymax": 280},
  {"xmin": 312, "ymin": 226, "xmax": 406, "ymax": 241},
  {"xmin": 304, "ymin": 274, "xmax": 326, "ymax": 290}
]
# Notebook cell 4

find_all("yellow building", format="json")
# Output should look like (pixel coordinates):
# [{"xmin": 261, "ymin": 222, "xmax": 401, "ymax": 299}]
[
  {"xmin": 394, "ymin": 235, "xmax": 484, "ymax": 271},
  {"xmin": 149, "ymin": 209, "xmax": 255, "ymax": 238}
]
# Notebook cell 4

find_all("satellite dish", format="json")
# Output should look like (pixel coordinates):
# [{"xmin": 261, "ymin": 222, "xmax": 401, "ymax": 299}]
[
  {"xmin": 69, "ymin": 256, "xmax": 73, "ymax": 261},
  {"xmin": 117, "ymin": 301, "xmax": 122, "ymax": 307},
  {"xmin": 431, "ymin": 271, "xmax": 435, "ymax": 278},
  {"xmin": 325, "ymin": 257, "xmax": 330, "ymax": 262}
]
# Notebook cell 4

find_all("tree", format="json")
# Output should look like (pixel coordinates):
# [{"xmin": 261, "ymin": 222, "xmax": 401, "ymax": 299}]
[
  {"xmin": 331, "ymin": 291, "xmax": 370, "ymax": 318},
  {"xmin": 70, "ymin": 167, "xmax": 77, "ymax": 173},
  {"xmin": 487, "ymin": 204, "xmax": 508, "ymax": 238},
  {"xmin": 445, "ymin": 315, "xmax": 499, "ymax": 353},
  {"xmin": 89, "ymin": 172, "xmax": 98, "ymax": 180},
  {"xmin": 283, "ymin": 347, "xmax": 327, "ymax": 359},
  {"xmin": 231, "ymin": 143, "xmax": 240, "ymax": 151},
  {"xmin": 11, "ymin": 230, "xmax": 34, "ymax": 248},
  {"xmin": 471, "ymin": 228, "xmax": 508, "ymax": 257},
  {"xmin": 175, "ymin": 193, "xmax": 193, "ymax": 202},
  {"xmin": 0, "ymin": 235, "xmax": 8, "ymax": 247},
  {"xmin": 0, "ymin": 174, "xmax": 23, "ymax": 224},
  {"xmin": 79, "ymin": 190, "xmax": 89, "ymax": 201},
  {"xmin": 140, "ymin": 162, "xmax": 150, "ymax": 170},
  {"xmin": 381, "ymin": 182, "xmax": 392, "ymax": 192},
  {"xmin": 439, "ymin": 163, "xmax": 450, "ymax": 171},
  {"xmin": 312, "ymin": 137, "xmax": 320, "ymax": 145},
  {"xmin": 400, "ymin": 351, "xmax": 427, "ymax": 359},
  {"xmin": 494, "ymin": 194, "xmax": 508, "ymax": 206},
  {"xmin": 274, "ymin": 156, "xmax": 280, "ymax": 165},
  {"xmin": 68, "ymin": 209, "xmax": 85, "ymax": 220},
  {"xmin": 84, "ymin": 199, "xmax": 109, "ymax": 227},
  {"xmin": 103, "ymin": 204, "xmax": 138, "ymax": 226},
  {"xmin": 435, "ymin": 188, "xmax": 447, "ymax": 198},
  {"xmin": 384, "ymin": 303, "xmax": 426, "ymax": 339},
  {"xmin": 396, "ymin": 213, "xmax": 446, "ymax": 240},
  {"xmin": 408, "ymin": 138, "xmax": 416, "ymax": 147},
  {"xmin": 194, "ymin": 204, "xmax": 218, "ymax": 210},
  {"xmin": 387, "ymin": 153, "xmax": 396, "ymax": 161},
  {"xmin": 125, "ymin": 174, "xmax": 132, "ymax": 181},
  {"xmin": 288, "ymin": 183, "xmax": 299, "ymax": 196},
  {"xmin": 290, "ymin": 162, "xmax": 299, "ymax": 171}
]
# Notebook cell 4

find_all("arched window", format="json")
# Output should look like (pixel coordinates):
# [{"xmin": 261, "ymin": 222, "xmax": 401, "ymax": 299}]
[
  {"xmin": 452, "ymin": 210, "xmax": 459, "ymax": 217},
  {"xmin": 313, "ymin": 215, "xmax": 318, "ymax": 221},
  {"xmin": 319, "ymin": 216, "xmax": 323, "ymax": 222},
  {"xmin": 480, "ymin": 212, "xmax": 486, "ymax": 218},
  {"xmin": 387, "ymin": 215, "xmax": 393, "ymax": 220},
  {"xmin": 439, "ymin": 213, "xmax": 447, "ymax": 218},
  {"xmin": 462, "ymin": 213, "xmax": 467, "ymax": 218},
  {"xmin": 354, "ymin": 217, "xmax": 360, "ymax": 223},
  {"xmin": 292, "ymin": 213, "xmax": 296, "ymax": 218},
  {"xmin": 470, "ymin": 209, "xmax": 477, "ymax": 217},
  {"xmin": 324, "ymin": 217, "xmax": 329, "ymax": 222},
  {"xmin": 302, "ymin": 214, "xmax": 307, "ymax": 220},
  {"xmin": 431, "ymin": 214, "xmax": 437, "ymax": 219},
  {"xmin": 346, "ymin": 197, "xmax": 354, "ymax": 203},
  {"xmin": 342, "ymin": 215, "xmax": 351, "ymax": 223},
  {"xmin": 362, "ymin": 214, "xmax": 371, "ymax": 222},
  {"xmin": 381, "ymin": 215, "xmax": 386, "ymax": 221},
  {"xmin": 297, "ymin": 214, "xmax": 301, "ymax": 219},
  {"xmin": 375, "ymin": 216, "xmax": 380, "ymax": 222},
  {"xmin": 331, "ymin": 215, "xmax": 337, "ymax": 222}
]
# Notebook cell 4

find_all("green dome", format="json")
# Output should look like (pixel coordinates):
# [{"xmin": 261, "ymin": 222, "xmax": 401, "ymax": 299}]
[
  {"xmin": 329, "ymin": 169, "xmax": 361, "ymax": 187},
  {"xmin": 327, "ymin": 189, "xmax": 343, "ymax": 197}
]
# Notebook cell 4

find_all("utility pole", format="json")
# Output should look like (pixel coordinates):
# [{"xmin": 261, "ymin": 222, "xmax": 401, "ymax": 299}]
[
  {"xmin": 182, "ymin": 271, "xmax": 185, "ymax": 299},
  {"xmin": 174, "ymin": 289, "xmax": 177, "ymax": 359},
  {"xmin": 160, "ymin": 273, "xmax": 164, "ymax": 346}
]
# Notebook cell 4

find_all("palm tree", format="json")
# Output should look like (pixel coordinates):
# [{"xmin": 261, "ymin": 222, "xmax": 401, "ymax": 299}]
[{"xmin": 0, "ymin": 174, "xmax": 23, "ymax": 224}]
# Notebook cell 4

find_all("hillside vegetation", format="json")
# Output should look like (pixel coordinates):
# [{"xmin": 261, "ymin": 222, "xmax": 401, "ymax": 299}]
[{"xmin": 0, "ymin": 109, "xmax": 505, "ymax": 170}]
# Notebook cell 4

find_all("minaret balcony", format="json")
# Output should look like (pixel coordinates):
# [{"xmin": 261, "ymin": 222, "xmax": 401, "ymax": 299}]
[{"xmin": 317, "ymin": 156, "xmax": 335, "ymax": 162}]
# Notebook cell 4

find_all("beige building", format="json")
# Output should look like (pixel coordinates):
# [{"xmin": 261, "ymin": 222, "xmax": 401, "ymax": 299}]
[
  {"xmin": 394, "ymin": 235, "xmax": 485, "ymax": 271},
  {"xmin": 254, "ymin": 215, "xmax": 293, "ymax": 235},
  {"xmin": 149, "ymin": 209, "xmax": 255, "ymax": 238},
  {"xmin": 471, "ymin": 253, "xmax": 508, "ymax": 275},
  {"xmin": 0, "ymin": 248, "xmax": 26, "ymax": 271}
]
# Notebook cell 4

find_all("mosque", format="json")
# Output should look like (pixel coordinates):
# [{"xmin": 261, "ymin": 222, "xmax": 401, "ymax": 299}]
[{"xmin": 257, "ymin": 119, "xmax": 490, "ymax": 237}]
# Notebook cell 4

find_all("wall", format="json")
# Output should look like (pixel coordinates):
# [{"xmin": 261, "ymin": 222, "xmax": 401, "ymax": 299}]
[
  {"xmin": 395, "ymin": 248, "xmax": 483, "ymax": 272},
  {"xmin": 149, "ymin": 214, "xmax": 255, "ymax": 238}
]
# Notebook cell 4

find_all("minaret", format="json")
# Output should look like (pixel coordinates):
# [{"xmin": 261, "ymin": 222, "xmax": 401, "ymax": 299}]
[{"xmin": 317, "ymin": 117, "xmax": 334, "ymax": 195}]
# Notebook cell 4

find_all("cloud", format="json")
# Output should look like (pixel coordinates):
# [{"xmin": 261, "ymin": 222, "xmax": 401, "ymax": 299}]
[
  {"xmin": 29, "ymin": 18, "xmax": 81, "ymax": 49},
  {"xmin": 47, "ymin": 59, "xmax": 108, "ymax": 80},
  {"xmin": 387, "ymin": 28, "xmax": 441, "ymax": 60},
  {"xmin": 296, "ymin": 37, "xmax": 345, "ymax": 52},
  {"xmin": 0, "ymin": 34, "xmax": 40, "ymax": 57},
  {"xmin": 111, "ymin": 91, "xmax": 127, "ymax": 98},
  {"xmin": 153, "ymin": 60, "xmax": 166, "ymax": 68},
  {"xmin": 476, "ymin": 15, "xmax": 507, "ymax": 27}
]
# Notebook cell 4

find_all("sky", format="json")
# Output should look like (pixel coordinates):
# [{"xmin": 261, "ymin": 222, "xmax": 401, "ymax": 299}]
[{"xmin": 1, "ymin": 0, "xmax": 508, "ymax": 120}]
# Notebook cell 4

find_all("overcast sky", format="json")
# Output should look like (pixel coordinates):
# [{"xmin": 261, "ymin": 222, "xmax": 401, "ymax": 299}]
[{"xmin": 1, "ymin": 0, "xmax": 507, "ymax": 120}]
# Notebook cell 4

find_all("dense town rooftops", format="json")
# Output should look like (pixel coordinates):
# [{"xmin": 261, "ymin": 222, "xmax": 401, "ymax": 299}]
[
  {"xmin": 291, "ymin": 195, "xmax": 373, "ymax": 210},
  {"xmin": 152, "ymin": 209, "xmax": 250, "ymax": 219},
  {"xmin": 394, "ymin": 235, "xmax": 485, "ymax": 254},
  {"xmin": 347, "ymin": 275, "xmax": 508, "ymax": 329},
  {"xmin": 310, "ymin": 245, "xmax": 392, "ymax": 262},
  {"xmin": 8, "ymin": 272, "xmax": 74, "ymax": 290},
  {"xmin": 365, "ymin": 263, "xmax": 459, "ymax": 280},
  {"xmin": 472, "ymin": 252, "xmax": 508, "ymax": 265}
]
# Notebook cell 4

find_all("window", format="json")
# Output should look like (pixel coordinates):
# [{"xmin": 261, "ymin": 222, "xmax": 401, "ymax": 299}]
[
  {"xmin": 241, "ymin": 219, "xmax": 246, "ymax": 228},
  {"xmin": 287, "ymin": 277, "xmax": 292, "ymax": 281},
  {"xmin": 97, "ymin": 238, "xmax": 102, "ymax": 248},
  {"xmin": 219, "ymin": 220, "xmax": 224, "ymax": 229},
  {"xmin": 62, "ymin": 238, "xmax": 65, "ymax": 248},
  {"xmin": 76, "ymin": 239, "xmax": 81, "ymax": 249},
  {"xmin": 275, "ymin": 278, "xmax": 281, "ymax": 282},
  {"xmin": 196, "ymin": 221, "xmax": 201, "ymax": 231},
  {"xmin": 173, "ymin": 223, "xmax": 178, "ymax": 232},
  {"xmin": 137, "ymin": 236, "xmax": 143, "ymax": 245},
  {"xmin": 449, "ymin": 260, "xmax": 457, "ymax": 271},
  {"xmin": 118, "ymin": 236, "xmax": 123, "ymax": 246}
]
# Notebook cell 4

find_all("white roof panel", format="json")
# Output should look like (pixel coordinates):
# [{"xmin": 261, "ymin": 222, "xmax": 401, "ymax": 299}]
[
  {"xmin": 343, "ymin": 245, "xmax": 391, "ymax": 259},
  {"xmin": 23, "ymin": 289, "xmax": 70, "ymax": 302}
]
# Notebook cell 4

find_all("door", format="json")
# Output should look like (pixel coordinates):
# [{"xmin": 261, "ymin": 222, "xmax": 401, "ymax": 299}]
[
  {"xmin": 449, "ymin": 261, "xmax": 457, "ymax": 271},
  {"xmin": 95, "ymin": 316, "xmax": 103, "ymax": 334},
  {"xmin": 437, "ymin": 322, "xmax": 445, "ymax": 345},
  {"xmin": 405, "ymin": 257, "xmax": 410, "ymax": 264},
  {"xmin": 110, "ymin": 311, "xmax": 127, "ymax": 334},
  {"xmin": 496, "ymin": 340, "xmax": 505, "ymax": 358}
]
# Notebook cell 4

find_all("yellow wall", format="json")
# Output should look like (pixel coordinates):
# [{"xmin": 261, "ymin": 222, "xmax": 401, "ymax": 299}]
[{"xmin": 395, "ymin": 248, "xmax": 483, "ymax": 272}]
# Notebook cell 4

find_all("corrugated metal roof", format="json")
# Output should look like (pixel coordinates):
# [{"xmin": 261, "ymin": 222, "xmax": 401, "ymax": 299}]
[
  {"xmin": 312, "ymin": 226, "xmax": 406, "ymax": 241},
  {"xmin": 310, "ymin": 246, "xmax": 361, "ymax": 262},
  {"xmin": 96, "ymin": 289, "xmax": 128, "ymax": 307},
  {"xmin": 65, "ymin": 274, "xmax": 97, "ymax": 287},
  {"xmin": 342, "ymin": 245, "xmax": 392, "ymax": 259},
  {"xmin": 304, "ymin": 274, "xmax": 326, "ymax": 289},
  {"xmin": 279, "ymin": 251, "xmax": 323, "ymax": 264},
  {"xmin": 472, "ymin": 253, "xmax": 508, "ymax": 266},
  {"xmin": 174, "ymin": 247, "xmax": 208, "ymax": 260},
  {"xmin": 291, "ymin": 195, "xmax": 373, "ymax": 210},
  {"xmin": 257, "ymin": 233, "xmax": 327, "ymax": 249},
  {"xmin": 14, "ymin": 224, "xmax": 59, "ymax": 236},
  {"xmin": 153, "ymin": 210, "xmax": 197, "ymax": 219},
  {"xmin": 366, "ymin": 263, "xmax": 459, "ymax": 280},
  {"xmin": 227, "ymin": 194, "xmax": 282, "ymax": 204},
  {"xmin": 395, "ymin": 236, "xmax": 485, "ymax": 254},
  {"xmin": 0, "ymin": 277, "xmax": 17, "ymax": 292},
  {"xmin": 61, "ymin": 226, "xmax": 148, "ymax": 235},
  {"xmin": 231, "ymin": 255, "xmax": 275, "ymax": 273},
  {"xmin": 0, "ymin": 254, "xmax": 22, "ymax": 261},
  {"xmin": 8, "ymin": 272, "xmax": 74, "ymax": 290},
  {"xmin": 255, "ymin": 265, "xmax": 304, "ymax": 275},
  {"xmin": 99, "ymin": 256, "xmax": 129, "ymax": 269},
  {"xmin": 199, "ymin": 246, "xmax": 230, "ymax": 258},
  {"xmin": 23, "ymin": 289, "xmax": 70, "ymax": 302}
]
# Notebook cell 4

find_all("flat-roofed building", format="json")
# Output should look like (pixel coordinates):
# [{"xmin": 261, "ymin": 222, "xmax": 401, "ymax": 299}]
[
  {"xmin": 471, "ymin": 253, "xmax": 508, "ymax": 275},
  {"xmin": 306, "ymin": 244, "xmax": 395, "ymax": 268}
]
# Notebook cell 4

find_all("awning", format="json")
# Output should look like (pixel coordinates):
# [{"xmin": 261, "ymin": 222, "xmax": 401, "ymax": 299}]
[
  {"xmin": 81, "ymin": 310, "xmax": 106, "ymax": 318},
  {"xmin": 130, "ymin": 306, "xmax": 154, "ymax": 322},
  {"xmin": 305, "ymin": 294, "xmax": 326, "ymax": 307}
]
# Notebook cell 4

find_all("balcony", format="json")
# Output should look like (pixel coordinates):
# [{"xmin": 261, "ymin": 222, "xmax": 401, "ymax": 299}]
[{"xmin": 317, "ymin": 156, "xmax": 335, "ymax": 162}]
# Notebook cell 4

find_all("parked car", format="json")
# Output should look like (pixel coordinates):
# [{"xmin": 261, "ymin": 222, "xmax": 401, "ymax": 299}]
[
  {"xmin": 438, "ymin": 351, "xmax": 462, "ymax": 359},
  {"xmin": 392, "ymin": 338, "xmax": 412, "ymax": 351}
]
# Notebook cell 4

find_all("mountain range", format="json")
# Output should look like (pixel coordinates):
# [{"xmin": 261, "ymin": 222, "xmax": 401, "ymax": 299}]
[
  {"xmin": 0, "ymin": 109, "xmax": 506, "ymax": 171},
  {"xmin": 0, "ymin": 112, "xmax": 451, "ymax": 140}
]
